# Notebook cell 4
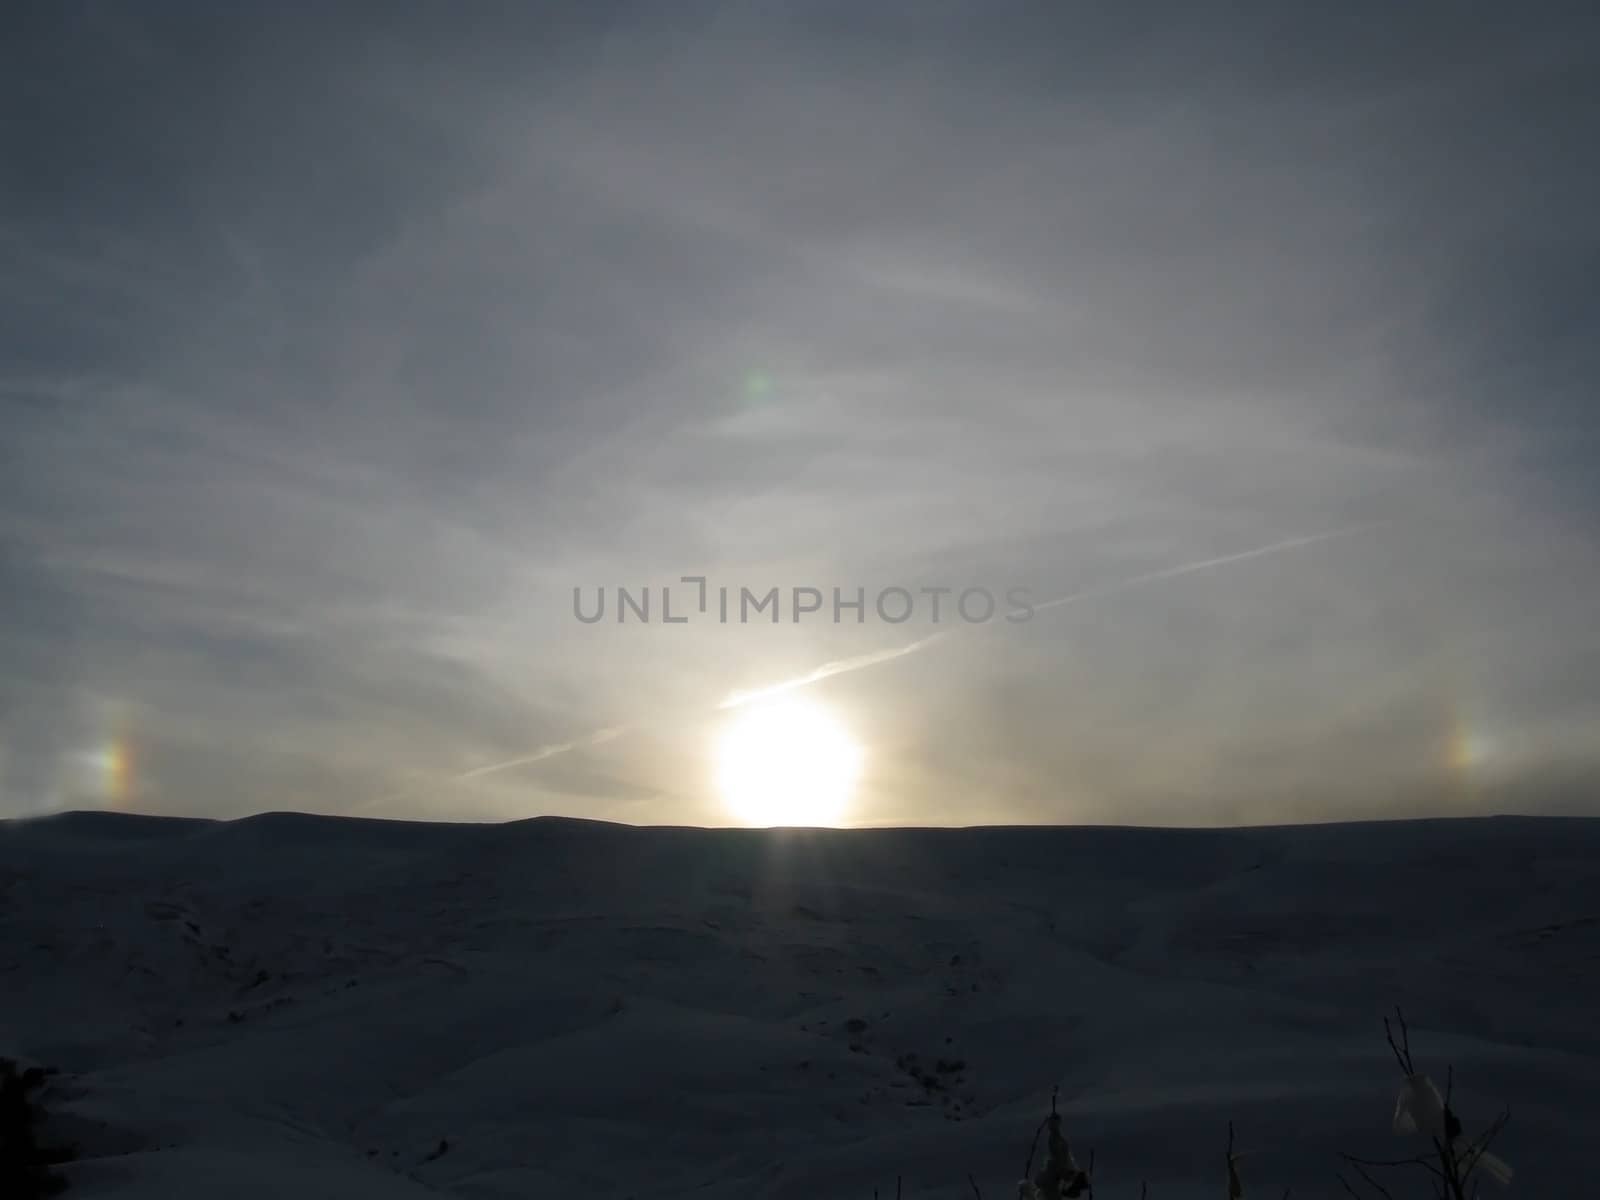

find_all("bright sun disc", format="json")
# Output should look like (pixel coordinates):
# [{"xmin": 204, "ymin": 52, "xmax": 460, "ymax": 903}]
[{"xmin": 716, "ymin": 696, "xmax": 862, "ymax": 827}]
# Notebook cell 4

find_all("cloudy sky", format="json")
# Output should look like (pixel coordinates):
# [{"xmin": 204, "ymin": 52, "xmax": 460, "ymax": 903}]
[{"xmin": 3, "ymin": 0, "xmax": 1597, "ymax": 826}]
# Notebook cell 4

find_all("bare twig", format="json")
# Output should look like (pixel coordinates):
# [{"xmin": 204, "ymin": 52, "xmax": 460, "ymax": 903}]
[
  {"xmin": 967, "ymin": 1172, "xmax": 983, "ymax": 1200},
  {"xmin": 1226, "ymin": 1121, "xmax": 1245, "ymax": 1199},
  {"xmin": 1339, "ymin": 1155, "xmax": 1401, "ymax": 1200},
  {"xmin": 1341, "ymin": 1150, "xmax": 1446, "ymax": 1184},
  {"xmin": 1023, "ymin": 1114, "xmax": 1048, "ymax": 1180},
  {"xmin": 1022, "ymin": 1084, "xmax": 1060, "ymax": 1181},
  {"xmin": 1383, "ymin": 1007, "xmax": 1414, "ymax": 1077},
  {"xmin": 1457, "ymin": 1108, "xmax": 1511, "ymax": 1178}
]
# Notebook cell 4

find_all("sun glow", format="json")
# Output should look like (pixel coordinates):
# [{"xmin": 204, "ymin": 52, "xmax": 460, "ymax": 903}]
[{"xmin": 715, "ymin": 696, "xmax": 862, "ymax": 827}]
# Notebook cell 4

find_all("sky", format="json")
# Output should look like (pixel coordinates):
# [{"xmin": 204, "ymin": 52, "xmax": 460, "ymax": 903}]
[{"xmin": 2, "ymin": 0, "xmax": 1598, "ymax": 827}]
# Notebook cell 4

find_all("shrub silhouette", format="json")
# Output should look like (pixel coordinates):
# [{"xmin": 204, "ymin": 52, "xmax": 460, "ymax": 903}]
[
  {"xmin": 905, "ymin": 1009, "xmax": 1512, "ymax": 1199},
  {"xmin": 1, "ymin": 1057, "xmax": 72, "ymax": 1197}
]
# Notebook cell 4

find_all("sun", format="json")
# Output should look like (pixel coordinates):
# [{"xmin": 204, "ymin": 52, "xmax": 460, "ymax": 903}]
[{"xmin": 715, "ymin": 695, "xmax": 862, "ymax": 827}]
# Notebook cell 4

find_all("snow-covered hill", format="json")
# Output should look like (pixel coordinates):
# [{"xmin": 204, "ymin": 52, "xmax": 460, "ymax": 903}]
[{"xmin": 3, "ymin": 812, "xmax": 1596, "ymax": 1198}]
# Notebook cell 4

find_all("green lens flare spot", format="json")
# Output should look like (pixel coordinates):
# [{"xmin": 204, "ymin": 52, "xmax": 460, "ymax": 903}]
[{"xmin": 743, "ymin": 370, "xmax": 773, "ymax": 404}]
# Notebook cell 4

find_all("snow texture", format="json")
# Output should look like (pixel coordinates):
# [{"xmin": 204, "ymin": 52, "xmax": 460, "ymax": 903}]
[{"xmin": 3, "ymin": 811, "xmax": 1597, "ymax": 1197}]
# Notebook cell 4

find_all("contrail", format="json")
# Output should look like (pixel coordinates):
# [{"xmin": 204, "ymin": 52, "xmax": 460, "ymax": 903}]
[
  {"xmin": 450, "ymin": 725, "xmax": 629, "ymax": 782},
  {"xmin": 419, "ymin": 634, "xmax": 957, "ymax": 796},
  {"xmin": 376, "ymin": 520, "xmax": 1380, "ymax": 803},
  {"xmin": 1032, "ymin": 522, "xmax": 1378, "ymax": 616},
  {"xmin": 718, "ymin": 521, "xmax": 1380, "ymax": 704},
  {"xmin": 362, "ymin": 725, "xmax": 629, "ymax": 809},
  {"xmin": 716, "ymin": 631, "xmax": 953, "ymax": 711}
]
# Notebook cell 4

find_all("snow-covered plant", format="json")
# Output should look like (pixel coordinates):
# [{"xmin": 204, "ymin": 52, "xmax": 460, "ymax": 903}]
[
  {"xmin": 1017, "ymin": 1086, "xmax": 1091, "ymax": 1199},
  {"xmin": 959, "ymin": 1009, "xmax": 1510, "ymax": 1200},
  {"xmin": 1339, "ymin": 1008, "xmax": 1513, "ymax": 1199},
  {"xmin": 1005, "ymin": 1093, "xmax": 1270, "ymax": 1200}
]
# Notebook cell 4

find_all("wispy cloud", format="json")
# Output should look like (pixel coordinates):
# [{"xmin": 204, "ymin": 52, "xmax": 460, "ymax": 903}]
[{"xmin": 2, "ymin": 2, "xmax": 1597, "ymax": 822}]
